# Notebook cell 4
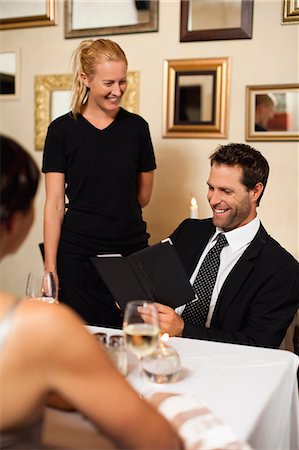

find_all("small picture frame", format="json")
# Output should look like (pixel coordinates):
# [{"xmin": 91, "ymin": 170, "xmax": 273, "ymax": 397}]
[
  {"xmin": 245, "ymin": 84, "xmax": 299, "ymax": 141},
  {"xmin": 0, "ymin": 49, "xmax": 20, "ymax": 100},
  {"xmin": 282, "ymin": 0, "xmax": 299, "ymax": 24},
  {"xmin": 180, "ymin": 0, "xmax": 253, "ymax": 42},
  {"xmin": 163, "ymin": 57, "xmax": 230, "ymax": 138}
]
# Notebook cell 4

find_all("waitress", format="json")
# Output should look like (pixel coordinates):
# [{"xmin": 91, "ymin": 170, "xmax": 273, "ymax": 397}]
[{"xmin": 42, "ymin": 38, "xmax": 156, "ymax": 327}]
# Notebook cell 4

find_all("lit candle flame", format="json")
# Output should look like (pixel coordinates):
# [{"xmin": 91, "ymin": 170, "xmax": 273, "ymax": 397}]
[{"xmin": 191, "ymin": 197, "xmax": 197, "ymax": 207}]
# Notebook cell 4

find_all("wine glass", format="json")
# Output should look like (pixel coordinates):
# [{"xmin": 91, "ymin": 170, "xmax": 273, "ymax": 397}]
[
  {"xmin": 25, "ymin": 271, "xmax": 57, "ymax": 304},
  {"xmin": 122, "ymin": 300, "xmax": 160, "ymax": 372}
]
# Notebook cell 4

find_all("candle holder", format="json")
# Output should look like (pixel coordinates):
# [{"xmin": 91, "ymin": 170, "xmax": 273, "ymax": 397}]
[{"xmin": 141, "ymin": 337, "xmax": 181, "ymax": 383}]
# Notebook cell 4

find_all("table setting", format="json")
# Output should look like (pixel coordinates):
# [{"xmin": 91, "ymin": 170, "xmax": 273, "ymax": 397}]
[{"xmin": 42, "ymin": 299, "xmax": 299, "ymax": 450}]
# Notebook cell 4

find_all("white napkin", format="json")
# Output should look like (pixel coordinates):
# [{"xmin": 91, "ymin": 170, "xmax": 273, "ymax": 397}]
[{"xmin": 147, "ymin": 392, "xmax": 252, "ymax": 450}]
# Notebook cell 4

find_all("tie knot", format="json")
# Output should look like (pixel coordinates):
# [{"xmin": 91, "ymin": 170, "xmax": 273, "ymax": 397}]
[{"xmin": 215, "ymin": 233, "xmax": 228, "ymax": 250}]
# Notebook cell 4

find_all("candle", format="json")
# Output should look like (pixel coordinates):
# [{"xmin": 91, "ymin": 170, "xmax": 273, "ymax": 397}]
[{"xmin": 190, "ymin": 197, "xmax": 199, "ymax": 219}]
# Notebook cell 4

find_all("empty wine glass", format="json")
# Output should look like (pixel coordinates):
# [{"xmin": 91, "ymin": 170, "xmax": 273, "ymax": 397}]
[
  {"xmin": 123, "ymin": 300, "xmax": 160, "ymax": 374},
  {"xmin": 25, "ymin": 271, "xmax": 57, "ymax": 304}
]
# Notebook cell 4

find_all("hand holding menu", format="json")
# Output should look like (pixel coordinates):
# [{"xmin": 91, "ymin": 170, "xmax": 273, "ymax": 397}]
[{"xmin": 91, "ymin": 239, "xmax": 195, "ymax": 311}]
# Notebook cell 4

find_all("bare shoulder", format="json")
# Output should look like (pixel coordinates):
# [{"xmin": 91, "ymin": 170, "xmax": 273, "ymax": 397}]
[{"xmin": 12, "ymin": 299, "xmax": 87, "ymax": 348}]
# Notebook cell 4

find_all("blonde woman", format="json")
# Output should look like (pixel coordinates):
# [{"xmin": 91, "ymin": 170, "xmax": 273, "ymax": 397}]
[
  {"xmin": 0, "ymin": 135, "xmax": 181, "ymax": 450},
  {"xmin": 42, "ymin": 39, "xmax": 155, "ymax": 327}
]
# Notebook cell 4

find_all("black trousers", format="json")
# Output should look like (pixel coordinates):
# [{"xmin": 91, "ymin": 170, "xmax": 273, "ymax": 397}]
[{"xmin": 57, "ymin": 251, "xmax": 123, "ymax": 328}]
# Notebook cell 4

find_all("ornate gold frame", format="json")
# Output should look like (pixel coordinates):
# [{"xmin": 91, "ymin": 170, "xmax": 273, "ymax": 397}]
[
  {"xmin": 35, "ymin": 71, "xmax": 139, "ymax": 150},
  {"xmin": 0, "ymin": 0, "xmax": 56, "ymax": 30},
  {"xmin": 282, "ymin": 0, "xmax": 299, "ymax": 23},
  {"xmin": 163, "ymin": 57, "xmax": 230, "ymax": 138}
]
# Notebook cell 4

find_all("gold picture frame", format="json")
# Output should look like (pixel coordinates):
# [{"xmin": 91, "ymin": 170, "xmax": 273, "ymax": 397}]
[
  {"xmin": 163, "ymin": 57, "xmax": 230, "ymax": 138},
  {"xmin": 245, "ymin": 84, "xmax": 299, "ymax": 141},
  {"xmin": 0, "ymin": 0, "xmax": 56, "ymax": 30},
  {"xmin": 282, "ymin": 0, "xmax": 299, "ymax": 23},
  {"xmin": 35, "ymin": 71, "xmax": 139, "ymax": 150}
]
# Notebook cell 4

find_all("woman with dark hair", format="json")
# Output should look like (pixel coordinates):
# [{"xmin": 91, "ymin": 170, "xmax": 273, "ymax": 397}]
[
  {"xmin": 0, "ymin": 135, "xmax": 182, "ymax": 450},
  {"xmin": 0, "ymin": 135, "xmax": 40, "ymax": 259}
]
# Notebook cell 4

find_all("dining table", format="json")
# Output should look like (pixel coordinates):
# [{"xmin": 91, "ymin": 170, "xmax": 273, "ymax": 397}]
[{"xmin": 42, "ymin": 325, "xmax": 299, "ymax": 450}]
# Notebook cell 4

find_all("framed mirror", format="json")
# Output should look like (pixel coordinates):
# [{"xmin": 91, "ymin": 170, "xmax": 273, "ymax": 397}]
[
  {"xmin": 0, "ymin": 0, "xmax": 56, "ymax": 30},
  {"xmin": 64, "ymin": 0, "xmax": 159, "ymax": 38},
  {"xmin": 163, "ymin": 58, "xmax": 230, "ymax": 138},
  {"xmin": 35, "ymin": 71, "xmax": 140, "ymax": 150},
  {"xmin": 180, "ymin": 0, "xmax": 253, "ymax": 42},
  {"xmin": 282, "ymin": 0, "xmax": 299, "ymax": 23},
  {"xmin": 246, "ymin": 84, "xmax": 299, "ymax": 141},
  {"xmin": 0, "ymin": 50, "xmax": 20, "ymax": 99}
]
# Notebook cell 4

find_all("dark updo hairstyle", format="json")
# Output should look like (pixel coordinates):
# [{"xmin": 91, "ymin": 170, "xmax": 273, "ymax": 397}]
[{"xmin": 0, "ymin": 135, "xmax": 40, "ymax": 227}]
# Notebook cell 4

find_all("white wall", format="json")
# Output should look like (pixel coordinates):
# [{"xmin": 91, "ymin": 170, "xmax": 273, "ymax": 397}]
[{"xmin": 0, "ymin": 0, "xmax": 298, "ymax": 297}]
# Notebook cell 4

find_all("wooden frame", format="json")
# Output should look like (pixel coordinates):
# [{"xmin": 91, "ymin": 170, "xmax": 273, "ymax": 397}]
[
  {"xmin": 0, "ymin": 49, "xmax": 20, "ymax": 100},
  {"xmin": 163, "ymin": 58, "xmax": 230, "ymax": 138},
  {"xmin": 180, "ymin": 0, "xmax": 253, "ymax": 42},
  {"xmin": 0, "ymin": 0, "xmax": 56, "ymax": 30},
  {"xmin": 64, "ymin": 0, "xmax": 159, "ymax": 38},
  {"xmin": 282, "ymin": 0, "xmax": 299, "ymax": 23},
  {"xmin": 245, "ymin": 84, "xmax": 299, "ymax": 141},
  {"xmin": 35, "ymin": 72, "xmax": 140, "ymax": 150}
]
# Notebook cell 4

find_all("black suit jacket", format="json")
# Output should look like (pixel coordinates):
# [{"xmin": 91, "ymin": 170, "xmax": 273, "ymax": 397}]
[{"xmin": 170, "ymin": 218, "xmax": 299, "ymax": 348}]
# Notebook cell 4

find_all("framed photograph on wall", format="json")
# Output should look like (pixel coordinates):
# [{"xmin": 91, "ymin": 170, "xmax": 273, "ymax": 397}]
[{"xmin": 246, "ymin": 84, "xmax": 299, "ymax": 141}]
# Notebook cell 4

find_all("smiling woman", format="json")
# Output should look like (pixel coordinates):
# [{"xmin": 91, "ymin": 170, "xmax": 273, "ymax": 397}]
[
  {"xmin": 42, "ymin": 38, "xmax": 156, "ymax": 328},
  {"xmin": 34, "ymin": 71, "xmax": 139, "ymax": 151}
]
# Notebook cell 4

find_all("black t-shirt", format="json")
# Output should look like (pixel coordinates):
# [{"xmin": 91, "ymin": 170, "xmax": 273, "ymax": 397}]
[{"xmin": 42, "ymin": 108, "xmax": 156, "ymax": 254}]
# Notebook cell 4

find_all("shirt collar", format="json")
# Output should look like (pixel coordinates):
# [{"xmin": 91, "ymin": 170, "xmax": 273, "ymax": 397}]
[{"xmin": 212, "ymin": 216, "xmax": 260, "ymax": 253}]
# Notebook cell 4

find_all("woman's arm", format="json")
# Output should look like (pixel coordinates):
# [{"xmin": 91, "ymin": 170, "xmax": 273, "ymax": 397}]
[
  {"xmin": 43, "ymin": 305, "xmax": 182, "ymax": 450},
  {"xmin": 43, "ymin": 173, "xmax": 65, "ymax": 276},
  {"xmin": 137, "ymin": 171, "xmax": 154, "ymax": 208}
]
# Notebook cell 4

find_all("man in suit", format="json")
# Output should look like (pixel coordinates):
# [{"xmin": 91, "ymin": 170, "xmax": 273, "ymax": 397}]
[{"xmin": 156, "ymin": 143, "xmax": 299, "ymax": 348}]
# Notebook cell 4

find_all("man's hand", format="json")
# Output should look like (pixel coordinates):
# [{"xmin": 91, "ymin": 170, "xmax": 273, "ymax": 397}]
[{"xmin": 154, "ymin": 303, "xmax": 185, "ymax": 337}]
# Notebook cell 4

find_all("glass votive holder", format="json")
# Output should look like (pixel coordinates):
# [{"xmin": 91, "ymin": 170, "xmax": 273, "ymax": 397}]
[
  {"xmin": 142, "ymin": 341, "xmax": 181, "ymax": 383},
  {"xmin": 107, "ymin": 335, "xmax": 128, "ymax": 376},
  {"xmin": 93, "ymin": 332, "xmax": 108, "ymax": 346}
]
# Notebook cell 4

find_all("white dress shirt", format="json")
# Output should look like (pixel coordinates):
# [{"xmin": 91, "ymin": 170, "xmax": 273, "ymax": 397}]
[{"xmin": 176, "ymin": 216, "xmax": 261, "ymax": 327}]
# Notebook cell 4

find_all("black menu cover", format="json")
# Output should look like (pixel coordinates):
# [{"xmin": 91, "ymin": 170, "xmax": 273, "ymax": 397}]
[{"xmin": 91, "ymin": 239, "xmax": 196, "ymax": 310}]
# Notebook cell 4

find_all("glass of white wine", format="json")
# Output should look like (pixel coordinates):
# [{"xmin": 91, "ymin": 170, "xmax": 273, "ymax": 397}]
[
  {"xmin": 26, "ymin": 271, "xmax": 57, "ymax": 304},
  {"xmin": 123, "ymin": 300, "xmax": 160, "ymax": 374}
]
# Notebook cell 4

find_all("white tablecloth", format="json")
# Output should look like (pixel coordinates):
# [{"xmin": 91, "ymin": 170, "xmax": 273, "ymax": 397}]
[{"xmin": 43, "ymin": 326, "xmax": 299, "ymax": 450}]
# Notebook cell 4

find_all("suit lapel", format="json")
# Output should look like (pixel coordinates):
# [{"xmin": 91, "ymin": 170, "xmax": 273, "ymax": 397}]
[{"xmin": 211, "ymin": 224, "xmax": 269, "ymax": 325}]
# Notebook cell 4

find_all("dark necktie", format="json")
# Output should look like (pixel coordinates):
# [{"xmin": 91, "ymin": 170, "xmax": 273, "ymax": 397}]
[{"xmin": 182, "ymin": 233, "xmax": 228, "ymax": 326}]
